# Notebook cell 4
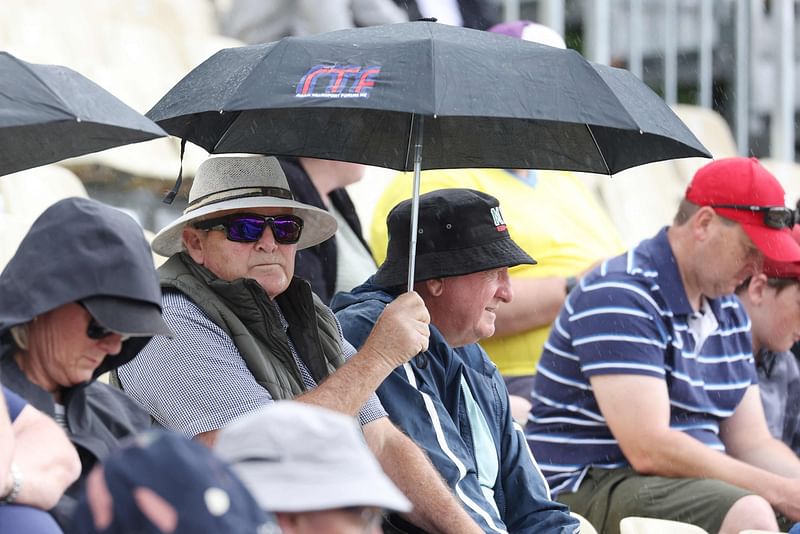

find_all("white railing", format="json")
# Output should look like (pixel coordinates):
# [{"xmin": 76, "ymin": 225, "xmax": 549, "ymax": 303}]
[{"xmin": 506, "ymin": 0, "xmax": 798, "ymax": 162}]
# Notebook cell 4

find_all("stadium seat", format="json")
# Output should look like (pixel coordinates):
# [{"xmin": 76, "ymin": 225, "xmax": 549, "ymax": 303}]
[
  {"xmin": 0, "ymin": 165, "xmax": 88, "ymax": 220},
  {"xmin": 620, "ymin": 516, "xmax": 709, "ymax": 534},
  {"xmin": 760, "ymin": 158, "xmax": 800, "ymax": 207},
  {"xmin": 571, "ymin": 512, "xmax": 598, "ymax": 534},
  {"xmin": 599, "ymin": 159, "xmax": 683, "ymax": 247},
  {"xmin": 671, "ymin": 104, "xmax": 739, "ymax": 183}
]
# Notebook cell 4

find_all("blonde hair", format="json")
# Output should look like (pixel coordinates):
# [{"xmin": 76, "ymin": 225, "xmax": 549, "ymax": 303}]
[{"xmin": 9, "ymin": 323, "xmax": 29, "ymax": 351}]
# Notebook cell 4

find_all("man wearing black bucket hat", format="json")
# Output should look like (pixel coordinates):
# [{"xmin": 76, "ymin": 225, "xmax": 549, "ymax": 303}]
[
  {"xmin": 118, "ymin": 155, "xmax": 484, "ymax": 534},
  {"xmin": 332, "ymin": 189, "xmax": 578, "ymax": 533}
]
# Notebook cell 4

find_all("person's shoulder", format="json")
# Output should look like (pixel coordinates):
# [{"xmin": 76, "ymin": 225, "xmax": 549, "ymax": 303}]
[
  {"xmin": 161, "ymin": 289, "xmax": 219, "ymax": 326},
  {"xmin": 580, "ymin": 253, "xmax": 656, "ymax": 292},
  {"xmin": 714, "ymin": 293, "xmax": 750, "ymax": 326},
  {"xmin": 570, "ymin": 253, "xmax": 668, "ymax": 319},
  {"xmin": 82, "ymin": 381, "xmax": 152, "ymax": 431},
  {"xmin": 456, "ymin": 342, "xmax": 499, "ymax": 376},
  {"xmin": 331, "ymin": 285, "xmax": 392, "ymax": 316},
  {"xmin": 160, "ymin": 288, "xmax": 201, "ymax": 310}
]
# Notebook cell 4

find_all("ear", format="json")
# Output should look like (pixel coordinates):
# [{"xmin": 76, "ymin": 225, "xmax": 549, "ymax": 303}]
[
  {"xmin": 424, "ymin": 278, "xmax": 445, "ymax": 297},
  {"xmin": 182, "ymin": 227, "xmax": 206, "ymax": 265},
  {"xmin": 690, "ymin": 206, "xmax": 716, "ymax": 241},
  {"xmin": 746, "ymin": 273, "xmax": 769, "ymax": 305}
]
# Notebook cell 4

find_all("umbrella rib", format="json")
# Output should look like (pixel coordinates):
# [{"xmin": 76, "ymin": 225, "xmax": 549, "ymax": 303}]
[
  {"xmin": 403, "ymin": 113, "xmax": 416, "ymax": 170},
  {"xmin": 5, "ymin": 54, "xmax": 76, "ymax": 118},
  {"xmin": 585, "ymin": 124, "xmax": 611, "ymax": 176}
]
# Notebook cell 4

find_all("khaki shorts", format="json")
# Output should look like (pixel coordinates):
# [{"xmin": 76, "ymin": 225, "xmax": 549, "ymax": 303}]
[{"xmin": 556, "ymin": 467, "xmax": 752, "ymax": 534}]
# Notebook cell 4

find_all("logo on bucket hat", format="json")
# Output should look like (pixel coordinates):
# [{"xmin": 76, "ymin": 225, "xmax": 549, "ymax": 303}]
[
  {"xmin": 490, "ymin": 206, "xmax": 507, "ymax": 231},
  {"xmin": 685, "ymin": 157, "xmax": 800, "ymax": 262}
]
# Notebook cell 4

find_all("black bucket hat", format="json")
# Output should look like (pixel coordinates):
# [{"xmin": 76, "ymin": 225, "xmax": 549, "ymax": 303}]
[{"xmin": 373, "ymin": 188, "xmax": 536, "ymax": 288}]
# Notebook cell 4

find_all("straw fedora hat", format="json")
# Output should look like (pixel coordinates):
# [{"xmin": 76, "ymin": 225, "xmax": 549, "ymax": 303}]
[{"xmin": 151, "ymin": 156, "xmax": 337, "ymax": 257}]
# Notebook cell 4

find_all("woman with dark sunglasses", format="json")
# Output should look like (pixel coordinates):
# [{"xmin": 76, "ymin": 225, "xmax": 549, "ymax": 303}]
[{"xmin": 0, "ymin": 197, "xmax": 173, "ymax": 529}]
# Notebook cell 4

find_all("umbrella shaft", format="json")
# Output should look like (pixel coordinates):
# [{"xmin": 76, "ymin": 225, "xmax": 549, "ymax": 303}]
[{"xmin": 407, "ymin": 114, "xmax": 425, "ymax": 293}]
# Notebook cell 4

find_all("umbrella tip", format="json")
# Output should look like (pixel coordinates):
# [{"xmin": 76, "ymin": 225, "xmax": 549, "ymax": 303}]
[{"xmin": 162, "ymin": 176, "xmax": 182, "ymax": 204}]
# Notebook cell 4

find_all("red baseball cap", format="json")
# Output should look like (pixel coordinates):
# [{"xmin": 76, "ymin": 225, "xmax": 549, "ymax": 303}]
[
  {"xmin": 762, "ymin": 225, "xmax": 800, "ymax": 279},
  {"xmin": 685, "ymin": 157, "xmax": 800, "ymax": 262}
]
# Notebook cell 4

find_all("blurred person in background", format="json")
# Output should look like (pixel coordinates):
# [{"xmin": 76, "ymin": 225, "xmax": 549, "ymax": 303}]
[
  {"xmin": 219, "ymin": 0, "xmax": 407, "ymax": 45},
  {"xmin": 280, "ymin": 157, "xmax": 376, "ymax": 304},
  {"xmin": 0, "ymin": 197, "xmax": 173, "ymax": 527},
  {"xmin": 391, "ymin": 0, "xmax": 499, "ymax": 29},
  {"xmin": 736, "ymin": 224, "xmax": 800, "ymax": 455},
  {"xmin": 216, "ymin": 401, "xmax": 411, "ymax": 534}
]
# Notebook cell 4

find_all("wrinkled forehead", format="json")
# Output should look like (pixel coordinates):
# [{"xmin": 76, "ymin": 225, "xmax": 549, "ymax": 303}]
[{"xmin": 445, "ymin": 266, "xmax": 508, "ymax": 285}]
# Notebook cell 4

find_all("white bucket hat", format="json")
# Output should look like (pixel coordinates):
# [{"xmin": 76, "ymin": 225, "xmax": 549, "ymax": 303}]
[
  {"xmin": 215, "ymin": 402, "xmax": 412, "ymax": 514},
  {"xmin": 151, "ymin": 156, "xmax": 337, "ymax": 257}
]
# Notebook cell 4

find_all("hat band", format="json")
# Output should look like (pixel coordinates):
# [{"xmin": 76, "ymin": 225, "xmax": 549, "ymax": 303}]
[{"xmin": 187, "ymin": 186, "xmax": 294, "ymax": 213}]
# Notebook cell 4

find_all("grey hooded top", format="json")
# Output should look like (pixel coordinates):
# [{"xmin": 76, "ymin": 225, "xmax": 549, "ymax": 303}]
[{"xmin": 0, "ymin": 197, "xmax": 163, "ymax": 526}]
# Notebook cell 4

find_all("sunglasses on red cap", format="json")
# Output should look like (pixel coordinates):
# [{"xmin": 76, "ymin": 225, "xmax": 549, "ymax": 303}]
[
  {"xmin": 194, "ymin": 213, "xmax": 304, "ymax": 244},
  {"xmin": 710, "ymin": 204, "xmax": 799, "ymax": 229}
]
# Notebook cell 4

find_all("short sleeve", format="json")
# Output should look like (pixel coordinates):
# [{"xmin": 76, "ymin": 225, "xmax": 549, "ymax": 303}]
[
  {"xmin": 118, "ymin": 292, "xmax": 274, "ymax": 437},
  {"xmin": 569, "ymin": 279, "xmax": 669, "ymax": 379}
]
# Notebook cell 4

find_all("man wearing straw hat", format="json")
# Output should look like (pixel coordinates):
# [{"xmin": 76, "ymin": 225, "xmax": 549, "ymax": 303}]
[{"xmin": 117, "ymin": 155, "xmax": 484, "ymax": 534}]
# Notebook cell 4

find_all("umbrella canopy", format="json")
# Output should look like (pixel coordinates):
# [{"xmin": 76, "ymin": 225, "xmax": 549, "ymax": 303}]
[
  {"xmin": 148, "ymin": 21, "xmax": 709, "ymax": 175},
  {"xmin": 0, "ymin": 52, "xmax": 166, "ymax": 177}
]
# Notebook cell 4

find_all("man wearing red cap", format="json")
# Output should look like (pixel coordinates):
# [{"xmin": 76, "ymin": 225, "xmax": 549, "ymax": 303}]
[
  {"xmin": 736, "ymin": 225, "xmax": 800, "ymax": 456},
  {"xmin": 527, "ymin": 157, "xmax": 800, "ymax": 534}
]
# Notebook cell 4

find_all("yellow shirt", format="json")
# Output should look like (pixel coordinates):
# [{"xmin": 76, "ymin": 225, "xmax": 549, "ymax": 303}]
[{"xmin": 370, "ymin": 168, "xmax": 625, "ymax": 376}]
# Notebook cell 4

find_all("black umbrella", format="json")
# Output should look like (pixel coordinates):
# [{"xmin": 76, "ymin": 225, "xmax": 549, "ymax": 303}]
[
  {"xmin": 148, "ymin": 21, "xmax": 710, "ymax": 289},
  {"xmin": 0, "ymin": 52, "xmax": 167, "ymax": 177}
]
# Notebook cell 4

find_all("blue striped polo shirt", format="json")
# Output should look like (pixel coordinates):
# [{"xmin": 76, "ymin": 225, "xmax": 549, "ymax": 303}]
[{"xmin": 525, "ymin": 228, "xmax": 757, "ymax": 496}]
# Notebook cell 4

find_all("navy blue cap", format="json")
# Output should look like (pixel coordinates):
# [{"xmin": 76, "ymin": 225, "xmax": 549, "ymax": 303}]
[{"xmin": 70, "ymin": 430, "xmax": 279, "ymax": 534}]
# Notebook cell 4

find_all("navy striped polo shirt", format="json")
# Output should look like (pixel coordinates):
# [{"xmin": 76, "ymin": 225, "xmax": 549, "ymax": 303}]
[{"xmin": 525, "ymin": 228, "xmax": 757, "ymax": 496}]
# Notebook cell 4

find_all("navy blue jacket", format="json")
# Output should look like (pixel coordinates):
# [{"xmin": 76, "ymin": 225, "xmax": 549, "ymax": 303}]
[{"xmin": 332, "ymin": 280, "xmax": 578, "ymax": 534}]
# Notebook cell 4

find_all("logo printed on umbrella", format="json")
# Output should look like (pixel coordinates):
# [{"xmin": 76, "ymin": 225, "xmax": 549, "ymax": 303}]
[
  {"xmin": 490, "ymin": 207, "xmax": 507, "ymax": 232},
  {"xmin": 296, "ymin": 64, "xmax": 381, "ymax": 99}
]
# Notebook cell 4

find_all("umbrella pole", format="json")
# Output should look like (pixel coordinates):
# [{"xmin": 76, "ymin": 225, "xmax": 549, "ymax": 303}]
[{"xmin": 407, "ymin": 114, "xmax": 424, "ymax": 293}]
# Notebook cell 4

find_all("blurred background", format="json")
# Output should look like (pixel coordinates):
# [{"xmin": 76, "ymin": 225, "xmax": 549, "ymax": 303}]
[{"xmin": 0, "ymin": 0, "xmax": 797, "ymax": 263}]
